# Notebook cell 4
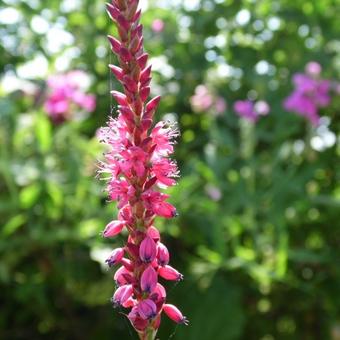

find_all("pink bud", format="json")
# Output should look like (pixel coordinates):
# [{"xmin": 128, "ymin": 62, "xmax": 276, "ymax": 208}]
[
  {"xmin": 106, "ymin": 247, "xmax": 124, "ymax": 267},
  {"xmin": 123, "ymin": 75, "xmax": 138, "ymax": 92},
  {"xmin": 106, "ymin": 3, "xmax": 119, "ymax": 20},
  {"xmin": 163, "ymin": 304, "xmax": 188, "ymax": 325},
  {"xmin": 147, "ymin": 226, "xmax": 161, "ymax": 242},
  {"xmin": 158, "ymin": 265, "xmax": 183, "ymax": 281},
  {"xmin": 119, "ymin": 47, "xmax": 132, "ymax": 63},
  {"xmin": 103, "ymin": 220, "xmax": 125, "ymax": 238},
  {"xmin": 133, "ymin": 9, "xmax": 142, "ymax": 22},
  {"xmin": 139, "ymin": 236, "xmax": 157, "ymax": 263},
  {"xmin": 150, "ymin": 283, "xmax": 166, "ymax": 303},
  {"xmin": 112, "ymin": 284, "xmax": 133, "ymax": 306},
  {"xmin": 157, "ymin": 243, "xmax": 169, "ymax": 266},
  {"xmin": 125, "ymin": 242, "xmax": 139, "ymax": 258},
  {"xmin": 138, "ymin": 299, "xmax": 157, "ymax": 320},
  {"xmin": 128, "ymin": 307, "xmax": 148, "ymax": 331},
  {"xmin": 154, "ymin": 202, "xmax": 177, "ymax": 218},
  {"xmin": 109, "ymin": 64, "xmax": 124, "ymax": 81},
  {"xmin": 145, "ymin": 96, "xmax": 161, "ymax": 117},
  {"xmin": 140, "ymin": 86, "xmax": 150, "ymax": 102},
  {"xmin": 114, "ymin": 266, "xmax": 131, "ymax": 286},
  {"xmin": 137, "ymin": 53, "xmax": 148, "ymax": 69},
  {"xmin": 141, "ymin": 265, "xmax": 157, "ymax": 293},
  {"xmin": 140, "ymin": 65, "xmax": 152, "ymax": 83},
  {"xmin": 107, "ymin": 35, "xmax": 121, "ymax": 54},
  {"xmin": 121, "ymin": 258, "xmax": 134, "ymax": 271},
  {"xmin": 111, "ymin": 90, "xmax": 128, "ymax": 106},
  {"xmin": 119, "ymin": 106, "xmax": 135, "ymax": 126},
  {"xmin": 117, "ymin": 14, "xmax": 130, "ymax": 31},
  {"xmin": 122, "ymin": 296, "xmax": 135, "ymax": 308}
]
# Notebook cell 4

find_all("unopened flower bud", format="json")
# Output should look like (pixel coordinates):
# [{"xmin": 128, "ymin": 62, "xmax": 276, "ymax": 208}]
[
  {"xmin": 157, "ymin": 243, "xmax": 169, "ymax": 266},
  {"xmin": 112, "ymin": 284, "xmax": 133, "ymax": 306},
  {"xmin": 114, "ymin": 266, "xmax": 131, "ymax": 286},
  {"xmin": 158, "ymin": 265, "xmax": 183, "ymax": 281},
  {"xmin": 139, "ymin": 236, "xmax": 157, "ymax": 263},
  {"xmin": 103, "ymin": 220, "xmax": 125, "ymax": 238},
  {"xmin": 163, "ymin": 304, "xmax": 188, "ymax": 325},
  {"xmin": 141, "ymin": 265, "xmax": 157, "ymax": 293},
  {"xmin": 138, "ymin": 299, "xmax": 157, "ymax": 320},
  {"xmin": 106, "ymin": 248, "xmax": 125, "ymax": 267}
]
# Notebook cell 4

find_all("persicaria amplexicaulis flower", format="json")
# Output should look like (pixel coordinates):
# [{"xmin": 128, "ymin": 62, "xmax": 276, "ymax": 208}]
[{"xmin": 98, "ymin": 1, "xmax": 187, "ymax": 339}]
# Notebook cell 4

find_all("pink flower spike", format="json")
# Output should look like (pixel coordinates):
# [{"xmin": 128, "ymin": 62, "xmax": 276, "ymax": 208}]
[
  {"xmin": 139, "ymin": 236, "xmax": 157, "ymax": 263},
  {"xmin": 158, "ymin": 265, "xmax": 183, "ymax": 281},
  {"xmin": 112, "ymin": 284, "xmax": 133, "ymax": 307},
  {"xmin": 157, "ymin": 243, "xmax": 170, "ymax": 266},
  {"xmin": 106, "ymin": 248, "xmax": 125, "ymax": 267},
  {"xmin": 103, "ymin": 220, "xmax": 125, "ymax": 238},
  {"xmin": 100, "ymin": 2, "xmax": 184, "ymax": 336},
  {"xmin": 141, "ymin": 266, "xmax": 158, "ymax": 293},
  {"xmin": 163, "ymin": 304, "xmax": 188, "ymax": 325},
  {"xmin": 138, "ymin": 299, "xmax": 157, "ymax": 320}
]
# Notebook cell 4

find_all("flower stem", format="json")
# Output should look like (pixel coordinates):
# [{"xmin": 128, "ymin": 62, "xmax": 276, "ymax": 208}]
[{"xmin": 138, "ymin": 327, "xmax": 157, "ymax": 340}]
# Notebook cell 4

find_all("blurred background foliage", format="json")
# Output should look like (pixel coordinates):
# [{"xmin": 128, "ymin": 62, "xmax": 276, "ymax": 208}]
[{"xmin": 0, "ymin": 0, "xmax": 339, "ymax": 339}]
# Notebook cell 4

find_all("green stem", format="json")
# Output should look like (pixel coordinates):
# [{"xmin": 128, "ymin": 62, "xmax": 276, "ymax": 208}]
[{"xmin": 138, "ymin": 327, "xmax": 157, "ymax": 340}]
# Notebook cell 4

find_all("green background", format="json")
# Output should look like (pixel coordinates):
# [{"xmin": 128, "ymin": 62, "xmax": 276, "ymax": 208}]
[{"xmin": 0, "ymin": 0, "xmax": 339, "ymax": 339}]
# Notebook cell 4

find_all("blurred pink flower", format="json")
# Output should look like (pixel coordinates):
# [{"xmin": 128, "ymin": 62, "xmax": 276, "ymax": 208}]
[
  {"xmin": 44, "ymin": 70, "xmax": 96, "ymax": 124},
  {"xmin": 283, "ymin": 63, "xmax": 331, "ymax": 126},
  {"xmin": 305, "ymin": 61, "xmax": 322, "ymax": 77},
  {"xmin": 234, "ymin": 100, "xmax": 257, "ymax": 122},
  {"xmin": 190, "ymin": 85, "xmax": 227, "ymax": 116},
  {"xmin": 254, "ymin": 100, "xmax": 270, "ymax": 116},
  {"xmin": 152, "ymin": 19, "xmax": 165, "ymax": 33},
  {"xmin": 214, "ymin": 97, "xmax": 227, "ymax": 115},
  {"xmin": 190, "ymin": 85, "xmax": 214, "ymax": 112}
]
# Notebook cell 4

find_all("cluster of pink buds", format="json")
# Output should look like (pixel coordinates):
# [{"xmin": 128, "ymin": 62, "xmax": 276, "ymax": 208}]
[{"xmin": 98, "ymin": 1, "xmax": 187, "ymax": 339}]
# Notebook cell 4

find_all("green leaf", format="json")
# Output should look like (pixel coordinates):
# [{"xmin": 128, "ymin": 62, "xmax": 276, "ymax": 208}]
[
  {"xmin": 2, "ymin": 214, "xmax": 26, "ymax": 236},
  {"xmin": 19, "ymin": 183, "xmax": 41, "ymax": 209}
]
